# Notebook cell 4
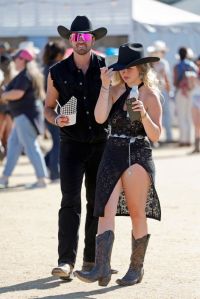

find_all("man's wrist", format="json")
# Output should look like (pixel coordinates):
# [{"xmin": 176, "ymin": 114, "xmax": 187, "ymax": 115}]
[{"xmin": 54, "ymin": 115, "xmax": 60, "ymax": 126}]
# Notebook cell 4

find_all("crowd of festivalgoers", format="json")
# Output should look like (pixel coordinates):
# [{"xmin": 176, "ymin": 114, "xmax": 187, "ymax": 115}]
[{"xmin": 0, "ymin": 39, "xmax": 200, "ymax": 189}]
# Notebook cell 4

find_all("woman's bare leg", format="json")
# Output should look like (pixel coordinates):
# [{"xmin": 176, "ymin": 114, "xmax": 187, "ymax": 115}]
[{"xmin": 98, "ymin": 179, "xmax": 122, "ymax": 234}]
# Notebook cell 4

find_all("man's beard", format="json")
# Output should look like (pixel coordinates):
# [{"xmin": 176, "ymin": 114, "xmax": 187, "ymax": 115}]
[{"xmin": 73, "ymin": 44, "xmax": 91, "ymax": 55}]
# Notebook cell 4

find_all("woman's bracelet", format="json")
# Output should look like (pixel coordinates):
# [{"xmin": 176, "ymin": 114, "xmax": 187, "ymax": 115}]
[
  {"xmin": 101, "ymin": 85, "xmax": 109, "ymax": 91},
  {"xmin": 141, "ymin": 111, "xmax": 147, "ymax": 119}
]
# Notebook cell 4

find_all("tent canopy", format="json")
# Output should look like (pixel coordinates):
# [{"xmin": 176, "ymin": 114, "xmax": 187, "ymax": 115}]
[
  {"xmin": 172, "ymin": 0, "xmax": 200, "ymax": 15},
  {"xmin": 131, "ymin": 0, "xmax": 200, "ymax": 67},
  {"xmin": 133, "ymin": 0, "xmax": 200, "ymax": 26}
]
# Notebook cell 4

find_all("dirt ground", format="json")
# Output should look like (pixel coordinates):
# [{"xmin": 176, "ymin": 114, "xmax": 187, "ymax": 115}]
[{"xmin": 0, "ymin": 143, "xmax": 200, "ymax": 299}]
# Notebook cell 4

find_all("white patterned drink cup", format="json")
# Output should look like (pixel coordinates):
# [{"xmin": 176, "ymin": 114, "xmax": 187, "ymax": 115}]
[
  {"xmin": 67, "ymin": 112, "xmax": 76, "ymax": 125},
  {"xmin": 57, "ymin": 96, "xmax": 77, "ymax": 126}
]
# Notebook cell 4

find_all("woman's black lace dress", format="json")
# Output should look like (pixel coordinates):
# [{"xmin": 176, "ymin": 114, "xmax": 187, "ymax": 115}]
[{"xmin": 94, "ymin": 86, "xmax": 161, "ymax": 221}]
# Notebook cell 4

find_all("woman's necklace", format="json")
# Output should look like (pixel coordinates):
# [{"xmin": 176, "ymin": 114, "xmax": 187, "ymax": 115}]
[{"xmin": 138, "ymin": 82, "xmax": 144, "ymax": 89}]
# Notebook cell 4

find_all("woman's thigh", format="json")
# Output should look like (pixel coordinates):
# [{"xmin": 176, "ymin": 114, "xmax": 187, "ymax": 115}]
[{"xmin": 121, "ymin": 163, "xmax": 150, "ymax": 216}]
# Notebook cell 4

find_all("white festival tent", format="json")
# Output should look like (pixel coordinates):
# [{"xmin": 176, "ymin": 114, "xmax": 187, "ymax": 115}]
[
  {"xmin": 0, "ymin": 0, "xmax": 200, "ymax": 66},
  {"xmin": 172, "ymin": 0, "xmax": 200, "ymax": 15},
  {"xmin": 132, "ymin": 0, "xmax": 200, "ymax": 66}
]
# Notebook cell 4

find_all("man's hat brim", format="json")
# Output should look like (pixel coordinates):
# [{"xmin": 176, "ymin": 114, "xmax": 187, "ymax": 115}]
[
  {"xmin": 57, "ymin": 25, "xmax": 107, "ymax": 40},
  {"xmin": 109, "ymin": 57, "xmax": 160, "ymax": 71}
]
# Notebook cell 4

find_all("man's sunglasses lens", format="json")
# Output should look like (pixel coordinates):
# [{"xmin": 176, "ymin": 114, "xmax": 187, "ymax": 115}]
[{"xmin": 71, "ymin": 33, "xmax": 93, "ymax": 42}]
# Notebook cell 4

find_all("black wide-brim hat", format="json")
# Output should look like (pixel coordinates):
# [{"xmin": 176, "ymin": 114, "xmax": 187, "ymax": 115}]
[
  {"xmin": 109, "ymin": 43, "xmax": 160, "ymax": 71},
  {"xmin": 57, "ymin": 15, "xmax": 107, "ymax": 40}
]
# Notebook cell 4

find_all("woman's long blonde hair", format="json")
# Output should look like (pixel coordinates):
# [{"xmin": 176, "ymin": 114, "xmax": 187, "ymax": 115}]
[
  {"xmin": 26, "ymin": 61, "xmax": 45, "ymax": 101},
  {"xmin": 137, "ymin": 63, "xmax": 160, "ymax": 97},
  {"xmin": 111, "ymin": 71, "xmax": 123, "ymax": 87},
  {"xmin": 111, "ymin": 63, "xmax": 161, "ymax": 98}
]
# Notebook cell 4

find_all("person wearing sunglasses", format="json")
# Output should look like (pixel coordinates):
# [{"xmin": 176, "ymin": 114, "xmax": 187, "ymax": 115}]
[{"xmin": 44, "ymin": 16, "xmax": 112, "ymax": 280}]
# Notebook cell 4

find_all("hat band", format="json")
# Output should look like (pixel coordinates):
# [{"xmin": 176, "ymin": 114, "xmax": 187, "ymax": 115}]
[{"xmin": 70, "ymin": 33, "xmax": 93, "ymax": 42}]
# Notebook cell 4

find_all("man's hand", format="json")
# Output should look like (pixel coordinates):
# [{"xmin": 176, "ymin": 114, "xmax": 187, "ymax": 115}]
[{"xmin": 55, "ymin": 115, "xmax": 70, "ymax": 127}]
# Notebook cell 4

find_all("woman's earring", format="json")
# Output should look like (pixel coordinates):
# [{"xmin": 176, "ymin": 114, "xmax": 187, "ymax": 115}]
[{"xmin": 139, "ymin": 73, "xmax": 143, "ymax": 80}]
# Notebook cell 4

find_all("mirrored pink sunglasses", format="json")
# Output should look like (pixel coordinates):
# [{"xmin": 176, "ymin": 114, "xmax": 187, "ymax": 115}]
[{"xmin": 70, "ymin": 33, "xmax": 93, "ymax": 42}]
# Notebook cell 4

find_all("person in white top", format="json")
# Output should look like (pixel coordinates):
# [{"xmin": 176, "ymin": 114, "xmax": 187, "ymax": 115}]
[
  {"xmin": 173, "ymin": 47, "xmax": 198, "ymax": 146},
  {"xmin": 190, "ymin": 70, "xmax": 200, "ymax": 153},
  {"xmin": 147, "ymin": 40, "xmax": 173, "ymax": 143}
]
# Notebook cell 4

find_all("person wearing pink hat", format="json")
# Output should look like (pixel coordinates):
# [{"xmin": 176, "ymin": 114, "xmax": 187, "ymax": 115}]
[
  {"xmin": 0, "ymin": 48, "xmax": 47, "ymax": 189},
  {"xmin": 13, "ymin": 49, "xmax": 34, "ymax": 62}
]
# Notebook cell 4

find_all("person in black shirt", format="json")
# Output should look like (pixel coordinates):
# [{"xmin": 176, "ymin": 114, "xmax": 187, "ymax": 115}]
[
  {"xmin": 42, "ymin": 41, "xmax": 66, "ymax": 182},
  {"xmin": 0, "ymin": 49, "xmax": 47, "ymax": 189},
  {"xmin": 45, "ymin": 16, "xmax": 109, "ymax": 280}
]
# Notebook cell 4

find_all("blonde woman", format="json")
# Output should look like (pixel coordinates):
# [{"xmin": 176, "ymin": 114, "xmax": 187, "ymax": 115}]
[
  {"xmin": 0, "ymin": 49, "xmax": 47, "ymax": 189},
  {"xmin": 75, "ymin": 43, "xmax": 162, "ymax": 286}
]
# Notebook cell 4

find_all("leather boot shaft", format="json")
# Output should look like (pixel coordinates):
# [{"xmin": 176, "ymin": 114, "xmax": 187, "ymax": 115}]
[
  {"xmin": 116, "ymin": 234, "xmax": 150, "ymax": 286},
  {"xmin": 74, "ymin": 230, "xmax": 114, "ymax": 286},
  {"xmin": 131, "ymin": 234, "xmax": 150, "ymax": 270}
]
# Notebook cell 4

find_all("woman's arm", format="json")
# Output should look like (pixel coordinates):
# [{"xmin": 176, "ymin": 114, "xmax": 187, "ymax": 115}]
[
  {"xmin": 94, "ymin": 86, "xmax": 113, "ymax": 124},
  {"xmin": 133, "ymin": 89, "xmax": 162, "ymax": 142},
  {"xmin": 94, "ymin": 67, "xmax": 114, "ymax": 124},
  {"xmin": 173, "ymin": 65, "xmax": 179, "ymax": 88},
  {"xmin": 1, "ymin": 89, "xmax": 25, "ymax": 102},
  {"xmin": 141, "ymin": 91, "xmax": 162, "ymax": 142}
]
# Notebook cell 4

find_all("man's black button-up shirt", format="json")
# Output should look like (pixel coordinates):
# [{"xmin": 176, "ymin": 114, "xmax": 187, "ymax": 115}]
[{"xmin": 50, "ymin": 52, "xmax": 108, "ymax": 143}]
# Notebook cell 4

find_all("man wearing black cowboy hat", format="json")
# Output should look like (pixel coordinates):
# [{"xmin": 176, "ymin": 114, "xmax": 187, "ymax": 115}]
[{"xmin": 45, "ymin": 15, "xmax": 111, "ymax": 280}]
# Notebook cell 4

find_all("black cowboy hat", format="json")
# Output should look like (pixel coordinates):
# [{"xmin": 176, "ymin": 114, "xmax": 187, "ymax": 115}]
[
  {"xmin": 109, "ymin": 43, "xmax": 160, "ymax": 71},
  {"xmin": 0, "ymin": 53, "xmax": 12, "ymax": 65},
  {"xmin": 57, "ymin": 15, "xmax": 107, "ymax": 40}
]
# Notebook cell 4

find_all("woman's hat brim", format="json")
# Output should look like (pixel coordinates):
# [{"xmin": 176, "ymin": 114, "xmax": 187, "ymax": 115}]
[
  {"xmin": 57, "ymin": 25, "xmax": 107, "ymax": 40},
  {"xmin": 109, "ymin": 57, "xmax": 160, "ymax": 71}
]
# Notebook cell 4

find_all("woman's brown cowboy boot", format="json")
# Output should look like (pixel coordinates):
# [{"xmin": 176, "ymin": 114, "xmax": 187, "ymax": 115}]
[
  {"xmin": 74, "ymin": 230, "xmax": 114, "ymax": 286},
  {"xmin": 116, "ymin": 234, "xmax": 150, "ymax": 286}
]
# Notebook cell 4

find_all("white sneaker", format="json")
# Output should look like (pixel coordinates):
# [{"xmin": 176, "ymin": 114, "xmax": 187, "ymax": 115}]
[
  {"xmin": 0, "ymin": 176, "xmax": 9, "ymax": 189},
  {"xmin": 52, "ymin": 263, "xmax": 74, "ymax": 280},
  {"xmin": 25, "ymin": 180, "xmax": 46, "ymax": 189}
]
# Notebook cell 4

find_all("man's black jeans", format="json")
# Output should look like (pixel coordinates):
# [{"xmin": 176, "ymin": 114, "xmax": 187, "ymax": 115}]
[{"xmin": 58, "ymin": 139, "xmax": 106, "ymax": 266}]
